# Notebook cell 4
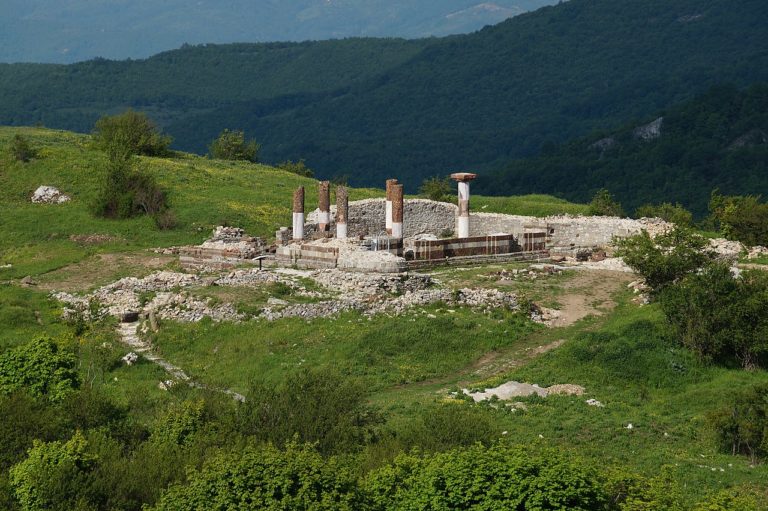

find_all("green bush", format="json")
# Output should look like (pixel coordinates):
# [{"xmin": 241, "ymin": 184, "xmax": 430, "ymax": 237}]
[
  {"xmin": 419, "ymin": 176, "xmax": 452, "ymax": 202},
  {"xmin": 709, "ymin": 191, "xmax": 768, "ymax": 247},
  {"xmin": 276, "ymin": 159, "xmax": 314, "ymax": 177},
  {"xmin": 92, "ymin": 110, "xmax": 172, "ymax": 158},
  {"xmin": 208, "ymin": 129, "xmax": 259, "ymax": 162},
  {"xmin": 0, "ymin": 337, "xmax": 79, "ymax": 402},
  {"xmin": 10, "ymin": 134, "xmax": 36, "ymax": 162},
  {"xmin": 660, "ymin": 265, "xmax": 768, "ymax": 368},
  {"xmin": 707, "ymin": 383, "xmax": 768, "ymax": 464},
  {"xmin": 588, "ymin": 188, "xmax": 624, "ymax": 217},
  {"xmin": 635, "ymin": 202, "xmax": 693, "ymax": 226},
  {"xmin": 616, "ymin": 226, "xmax": 716, "ymax": 295}
]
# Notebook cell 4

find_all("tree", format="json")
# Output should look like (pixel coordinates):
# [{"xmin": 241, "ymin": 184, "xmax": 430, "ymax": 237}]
[
  {"xmin": 151, "ymin": 443, "xmax": 361, "ymax": 511},
  {"xmin": 92, "ymin": 110, "xmax": 172, "ymax": 158},
  {"xmin": 419, "ymin": 176, "xmax": 452, "ymax": 202},
  {"xmin": 708, "ymin": 383, "xmax": 768, "ymax": 464},
  {"xmin": 0, "ymin": 337, "xmax": 79, "ymax": 402},
  {"xmin": 709, "ymin": 190, "xmax": 768, "ymax": 247},
  {"xmin": 588, "ymin": 188, "xmax": 624, "ymax": 217},
  {"xmin": 9, "ymin": 431, "xmax": 97, "ymax": 511},
  {"xmin": 276, "ymin": 159, "xmax": 314, "ymax": 177},
  {"xmin": 616, "ymin": 226, "xmax": 716, "ymax": 295},
  {"xmin": 208, "ymin": 129, "xmax": 259, "ymax": 162},
  {"xmin": 10, "ymin": 134, "xmax": 36, "ymax": 162}
]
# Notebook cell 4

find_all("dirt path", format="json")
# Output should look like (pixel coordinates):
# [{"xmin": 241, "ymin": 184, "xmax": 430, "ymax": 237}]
[
  {"xmin": 116, "ymin": 321, "xmax": 245, "ymax": 402},
  {"xmin": 548, "ymin": 269, "xmax": 634, "ymax": 327}
]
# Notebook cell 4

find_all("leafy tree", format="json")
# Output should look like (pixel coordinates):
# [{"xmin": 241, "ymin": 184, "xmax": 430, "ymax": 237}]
[
  {"xmin": 661, "ymin": 265, "xmax": 768, "ymax": 368},
  {"xmin": 151, "ymin": 442, "xmax": 361, "ymax": 511},
  {"xmin": 92, "ymin": 110, "xmax": 172, "ymax": 158},
  {"xmin": 616, "ymin": 226, "xmax": 716, "ymax": 295},
  {"xmin": 9, "ymin": 431, "xmax": 97, "ymax": 511},
  {"xmin": 635, "ymin": 202, "xmax": 693, "ymax": 226},
  {"xmin": 364, "ymin": 443, "xmax": 605, "ymax": 510},
  {"xmin": 10, "ymin": 134, "xmax": 36, "ymax": 162},
  {"xmin": 0, "ymin": 337, "xmax": 79, "ymax": 402},
  {"xmin": 707, "ymin": 383, "xmax": 768, "ymax": 464},
  {"xmin": 418, "ymin": 176, "xmax": 452, "ymax": 202},
  {"xmin": 709, "ymin": 190, "xmax": 768, "ymax": 247},
  {"xmin": 208, "ymin": 129, "xmax": 259, "ymax": 162},
  {"xmin": 588, "ymin": 188, "xmax": 625, "ymax": 217},
  {"xmin": 276, "ymin": 159, "xmax": 313, "ymax": 177}
]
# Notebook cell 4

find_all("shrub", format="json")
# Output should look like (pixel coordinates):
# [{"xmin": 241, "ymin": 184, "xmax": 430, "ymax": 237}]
[
  {"xmin": 10, "ymin": 134, "xmax": 37, "ymax": 162},
  {"xmin": 208, "ymin": 129, "xmax": 259, "ymax": 162},
  {"xmin": 709, "ymin": 190, "xmax": 768, "ymax": 247},
  {"xmin": 660, "ymin": 265, "xmax": 768, "ymax": 368},
  {"xmin": 616, "ymin": 226, "xmax": 716, "ymax": 295},
  {"xmin": 588, "ymin": 188, "xmax": 625, "ymax": 217},
  {"xmin": 419, "ymin": 176, "xmax": 452, "ymax": 202},
  {"xmin": 92, "ymin": 110, "xmax": 172, "ymax": 158},
  {"xmin": 276, "ymin": 159, "xmax": 314, "ymax": 177},
  {"xmin": 707, "ymin": 383, "xmax": 768, "ymax": 464},
  {"xmin": 0, "ymin": 337, "xmax": 79, "ymax": 402},
  {"xmin": 635, "ymin": 202, "xmax": 693, "ymax": 226}
]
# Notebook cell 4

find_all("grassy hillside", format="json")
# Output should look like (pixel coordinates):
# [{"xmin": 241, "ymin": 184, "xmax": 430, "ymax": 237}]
[
  {"xmin": 479, "ymin": 83, "xmax": 768, "ymax": 217},
  {"xmin": 1, "ymin": 0, "xmax": 767, "ymax": 195},
  {"xmin": 0, "ymin": 126, "xmax": 585, "ymax": 279}
]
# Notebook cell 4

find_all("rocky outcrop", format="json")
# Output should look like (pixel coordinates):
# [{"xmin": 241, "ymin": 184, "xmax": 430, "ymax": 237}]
[{"xmin": 31, "ymin": 185, "xmax": 70, "ymax": 204}]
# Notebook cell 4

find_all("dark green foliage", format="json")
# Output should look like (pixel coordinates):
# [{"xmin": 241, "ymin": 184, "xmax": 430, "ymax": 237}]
[
  {"xmin": 708, "ymin": 383, "xmax": 768, "ymax": 464},
  {"xmin": 483, "ymin": 83, "xmax": 768, "ymax": 217},
  {"xmin": 635, "ymin": 203, "xmax": 693, "ymax": 226},
  {"xmin": 709, "ymin": 191, "xmax": 768, "ymax": 247},
  {"xmin": 418, "ymin": 176, "xmax": 452, "ymax": 202},
  {"xmin": 0, "ymin": 337, "xmax": 79, "ymax": 402},
  {"xmin": 364, "ymin": 443, "xmax": 605, "ymax": 510},
  {"xmin": 588, "ymin": 188, "xmax": 624, "ymax": 217},
  {"xmin": 10, "ymin": 134, "xmax": 36, "ymax": 162},
  {"xmin": 92, "ymin": 110, "xmax": 171, "ymax": 158},
  {"xmin": 660, "ymin": 265, "xmax": 768, "ymax": 369},
  {"xmin": 238, "ymin": 368, "xmax": 382, "ymax": 455},
  {"xmin": 151, "ymin": 442, "xmax": 362, "ymax": 511},
  {"xmin": 616, "ymin": 226, "xmax": 716, "ymax": 295},
  {"xmin": 208, "ymin": 129, "xmax": 259, "ymax": 162},
  {"xmin": 275, "ymin": 159, "xmax": 314, "ymax": 177}
]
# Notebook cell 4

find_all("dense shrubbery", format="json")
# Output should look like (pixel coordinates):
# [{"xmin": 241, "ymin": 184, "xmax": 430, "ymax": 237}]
[
  {"xmin": 0, "ymin": 337, "xmax": 79, "ymax": 402},
  {"xmin": 588, "ymin": 188, "xmax": 624, "ymax": 217},
  {"xmin": 92, "ymin": 110, "xmax": 172, "ymax": 158},
  {"xmin": 635, "ymin": 202, "xmax": 693, "ymax": 226},
  {"xmin": 208, "ymin": 129, "xmax": 259, "ymax": 162},
  {"xmin": 708, "ymin": 383, "xmax": 768, "ymax": 464},
  {"xmin": 419, "ymin": 176, "xmax": 452, "ymax": 202},
  {"xmin": 709, "ymin": 191, "xmax": 768, "ymax": 247}
]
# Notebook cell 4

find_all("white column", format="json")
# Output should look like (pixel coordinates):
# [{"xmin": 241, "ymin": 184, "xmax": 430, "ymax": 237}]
[
  {"xmin": 385, "ymin": 201, "xmax": 393, "ymax": 233},
  {"xmin": 458, "ymin": 181, "xmax": 470, "ymax": 238},
  {"xmin": 292, "ymin": 212, "xmax": 304, "ymax": 240}
]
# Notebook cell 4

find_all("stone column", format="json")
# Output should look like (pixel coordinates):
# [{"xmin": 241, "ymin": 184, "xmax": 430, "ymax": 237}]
[
  {"xmin": 318, "ymin": 180, "xmax": 331, "ymax": 231},
  {"xmin": 391, "ymin": 183, "xmax": 404, "ymax": 239},
  {"xmin": 451, "ymin": 173, "xmax": 477, "ymax": 239},
  {"xmin": 292, "ymin": 186, "xmax": 305, "ymax": 241},
  {"xmin": 336, "ymin": 186, "xmax": 349, "ymax": 239},
  {"xmin": 385, "ymin": 178, "xmax": 398, "ymax": 234}
]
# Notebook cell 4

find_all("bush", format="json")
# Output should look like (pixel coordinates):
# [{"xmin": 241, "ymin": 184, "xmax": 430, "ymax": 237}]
[
  {"xmin": 92, "ymin": 110, "xmax": 172, "ymax": 158},
  {"xmin": 707, "ymin": 383, "xmax": 768, "ymax": 464},
  {"xmin": 276, "ymin": 159, "xmax": 314, "ymax": 177},
  {"xmin": 616, "ymin": 226, "xmax": 716, "ymax": 295},
  {"xmin": 208, "ymin": 129, "xmax": 259, "ymax": 162},
  {"xmin": 10, "ymin": 134, "xmax": 37, "ymax": 162},
  {"xmin": 588, "ymin": 188, "xmax": 624, "ymax": 217},
  {"xmin": 635, "ymin": 202, "xmax": 693, "ymax": 226},
  {"xmin": 419, "ymin": 176, "xmax": 452, "ymax": 202},
  {"xmin": 709, "ymin": 190, "xmax": 768, "ymax": 247},
  {"xmin": 661, "ymin": 266, "xmax": 768, "ymax": 369},
  {"xmin": 0, "ymin": 337, "xmax": 79, "ymax": 402}
]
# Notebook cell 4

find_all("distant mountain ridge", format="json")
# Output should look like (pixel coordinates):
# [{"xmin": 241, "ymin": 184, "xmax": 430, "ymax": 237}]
[
  {"xmin": 0, "ymin": 0, "xmax": 555, "ymax": 64},
  {"xmin": 1, "ymin": 0, "xmax": 767, "ymax": 209}
]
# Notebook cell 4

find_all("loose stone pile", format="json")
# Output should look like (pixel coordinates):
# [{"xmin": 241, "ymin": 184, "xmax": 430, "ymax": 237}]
[
  {"xmin": 31, "ymin": 185, "xmax": 71, "ymax": 204},
  {"xmin": 309, "ymin": 269, "xmax": 433, "ymax": 295}
]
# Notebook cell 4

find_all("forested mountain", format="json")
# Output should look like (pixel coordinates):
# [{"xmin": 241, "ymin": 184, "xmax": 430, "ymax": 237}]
[
  {"xmin": 0, "ymin": 0, "xmax": 554, "ymax": 64},
  {"xmin": 477, "ymin": 84, "xmax": 768, "ymax": 217},
  {"xmin": 1, "ymin": 0, "xmax": 767, "ymax": 199}
]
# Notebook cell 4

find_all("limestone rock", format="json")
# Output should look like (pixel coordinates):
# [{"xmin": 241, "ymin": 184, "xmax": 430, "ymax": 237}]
[{"xmin": 31, "ymin": 185, "xmax": 71, "ymax": 204}]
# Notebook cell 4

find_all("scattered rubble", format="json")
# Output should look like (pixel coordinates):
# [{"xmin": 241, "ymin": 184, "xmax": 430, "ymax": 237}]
[
  {"xmin": 586, "ymin": 399, "xmax": 605, "ymax": 407},
  {"xmin": 122, "ymin": 352, "xmax": 139, "ymax": 366},
  {"xmin": 462, "ymin": 380, "xmax": 586, "ymax": 402},
  {"xmin": 31, "ymin": 185, "xmax": 71, "ymax": 204},
  {"xmin": 709, "ymin": 238, "xmax": 744, "ymax": 260},
  {"xmin": 747, "ymin": 245, "xmax": 768, "ymax": 260}
]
